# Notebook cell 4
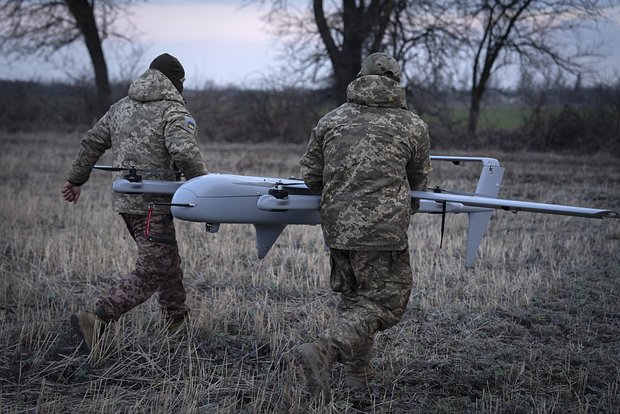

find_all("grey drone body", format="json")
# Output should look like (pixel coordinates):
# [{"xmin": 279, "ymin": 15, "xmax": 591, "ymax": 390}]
[{"xmin": 109, "ymin": 156, "xmax": 618, "ymax": 267}]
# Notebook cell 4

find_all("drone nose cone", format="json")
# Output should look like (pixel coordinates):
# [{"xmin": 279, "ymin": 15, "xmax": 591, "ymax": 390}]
[{"xmin": 171, "ymin": 187, "xmax": 200, "ymax": 221}]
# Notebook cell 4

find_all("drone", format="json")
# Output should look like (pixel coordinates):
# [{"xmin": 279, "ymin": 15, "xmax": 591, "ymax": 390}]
[{"xmin": 95, "ymin": 156, "xmax": 618, "ymax": 267}]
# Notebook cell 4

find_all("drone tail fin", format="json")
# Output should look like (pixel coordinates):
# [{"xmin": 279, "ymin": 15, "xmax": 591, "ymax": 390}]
[
  {"xmin": 465, "ymin": 211, "xmax": 493, "ymax": 268},
  {"xmin": 254, "ymin": 224, "xmax": 287, "ymax": 259},
  {"xmin": 464, "ymin": 161, "xmax": 505, "ymax": 267}
]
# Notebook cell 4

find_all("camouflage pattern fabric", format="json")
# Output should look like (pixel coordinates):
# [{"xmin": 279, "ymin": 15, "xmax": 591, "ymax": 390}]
[
  {"xmin": 299, "ymin": 74, "xmax": 431, "ymax": 251},
  {"xmin": 95, "ymin": 213, "xmax": 187, "ymax": 321},
  {"xmin": 319, "ymin": 249, "xmax": 413, "ymax": 367},
  {"xmin": 67, "ymin": 69, "xmax": 208, "ymax": 215},
  {"xmin": 299, "ymin": 66, "xmax": 430, "ymax": 375}
]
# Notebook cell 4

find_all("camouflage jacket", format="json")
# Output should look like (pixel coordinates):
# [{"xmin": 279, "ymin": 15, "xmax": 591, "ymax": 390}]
[
  {"xmin": 300, "ymin": 75, "xmax": 431, "ymax": 250},
  {"xmin": 66, "ymin": 69, "xmax": 208, "ymax": 215}
]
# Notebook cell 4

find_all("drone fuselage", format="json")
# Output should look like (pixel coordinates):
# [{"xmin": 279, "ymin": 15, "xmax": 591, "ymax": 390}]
[{"xmin": 109, "ymin": 156, "xmax": 618, "ymax": 266}]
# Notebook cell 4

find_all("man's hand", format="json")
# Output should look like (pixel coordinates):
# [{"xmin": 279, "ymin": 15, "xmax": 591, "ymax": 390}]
[{"xmin": 62, "ymin": 181, "xmax": 81, "ymax": 204}]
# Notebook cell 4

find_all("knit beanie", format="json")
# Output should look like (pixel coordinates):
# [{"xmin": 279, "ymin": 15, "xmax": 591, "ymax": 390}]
[{"xmin": 149, "ymin": 53, "xmax": 185, "ymax": 94}]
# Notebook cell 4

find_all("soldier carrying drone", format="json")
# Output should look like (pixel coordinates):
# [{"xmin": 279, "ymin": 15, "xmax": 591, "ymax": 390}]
[{"xmin": 62, "ymin": 53, "xmax": 208, "ymax": 351}]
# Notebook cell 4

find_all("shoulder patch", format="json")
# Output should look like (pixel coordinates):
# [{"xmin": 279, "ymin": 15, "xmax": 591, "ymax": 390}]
[
  {"xmin": 178, "ymin": 116, "xmax": 197, "ymax": 134},
  {"xmin": 185, "ymin": 116, "xmax": 196, "ymax": 131}
]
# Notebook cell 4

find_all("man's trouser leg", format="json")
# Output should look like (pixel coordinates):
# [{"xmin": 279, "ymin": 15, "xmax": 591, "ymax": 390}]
[
  {"xmin": 320, "ymin": 248, "xmax": 413, "ymax": 371},
  {"xmin": 95, "ymin": 213, "xmax": 187, "ymax": 322}
]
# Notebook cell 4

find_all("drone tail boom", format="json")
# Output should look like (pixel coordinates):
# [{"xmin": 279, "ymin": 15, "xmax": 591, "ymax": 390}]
[{"xmin": 112, "ymin": 179, "xmax": 182, "ymax": 195}]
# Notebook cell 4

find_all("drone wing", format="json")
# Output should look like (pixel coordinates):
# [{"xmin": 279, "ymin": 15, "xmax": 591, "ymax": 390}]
[
  {"xmin": 413, "ymin": 191, "xmax": 619, "ymax": 219},
  {"xmin": 413, "ymin": 190, "xmax": 618, "ymax": 268}
]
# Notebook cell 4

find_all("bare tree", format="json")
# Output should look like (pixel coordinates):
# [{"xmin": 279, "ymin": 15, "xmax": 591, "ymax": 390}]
[
  {"xmin": 383, "ymin": 1, "xmax": 456, "ymax": 82},
  {"xmin": 254, "ymin": 0, "xmax": 475, "ymax": 113},
  {"xmin": 314, "ymin": 0, "xmax": 394, "ymax": 102},
  {"xmin": 254, "ymin": 0, "xmax": 611, "ymax": 142},
  {"xmin": 453, "ymin": 0, "xmax": 607, "ymax": 136},
  {"xmin": 0, "ymin": 0, "xmax": 135, "ymax": 115},
  {"xmin": 253, "ymin": 0, "xmax": 395, "ymax": 103}
]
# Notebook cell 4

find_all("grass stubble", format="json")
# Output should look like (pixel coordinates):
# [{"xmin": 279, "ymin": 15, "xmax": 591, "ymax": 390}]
[{"xmin": 0, "ymin": 132, "xmax": 618, "ymax": 413}]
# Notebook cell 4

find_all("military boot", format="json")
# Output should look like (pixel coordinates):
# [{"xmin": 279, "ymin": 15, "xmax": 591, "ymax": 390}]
[
  {"xmin": 70, "ymin": 310, "xmax": 108, "ymax": 352},
  {"xmin": 343, "ymin": 364, "xmax": 376, "ymax": 390},
  {"xmin": 166, "ymin": 313, "xmax": 188, "ymax": 336},
  {"xmin": 296, "ymin": 341, "xmax": 333, "ymax": 402}
]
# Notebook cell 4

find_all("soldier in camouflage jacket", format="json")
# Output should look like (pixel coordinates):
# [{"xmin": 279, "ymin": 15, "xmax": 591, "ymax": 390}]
[
  {"xmin": 297, "ymin": 53, "xmax": 431, "ymax": 398},
  {"xmin": 62, "ymin": 54, "xmax": 207, "ymax": 351}
]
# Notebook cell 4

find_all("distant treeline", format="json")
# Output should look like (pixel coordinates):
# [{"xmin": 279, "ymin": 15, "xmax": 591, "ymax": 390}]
[{"xmin": 1, "ymin": 79, "xmax": 618, "ymax": 155}]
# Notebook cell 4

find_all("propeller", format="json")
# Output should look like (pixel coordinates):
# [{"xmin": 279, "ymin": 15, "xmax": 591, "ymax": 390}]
[
  {"xmin": 93, "ymin": 165, "xmax": 182, "ymax": 175},
  {"xmin": 93, "ymin": 165, "xmax": 182, "ymax": 183},
  {"xmin": 93, "ymin": 165, "xmax": 133, "ymax": 172},
  {"xmin": 232, "ymin": 179, "xmax": 303, "ymax": 188}
]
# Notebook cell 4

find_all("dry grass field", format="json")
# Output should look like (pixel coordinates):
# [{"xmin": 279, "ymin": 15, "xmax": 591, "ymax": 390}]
[{"xmin": 0, "ymin": 131, "xmax": 618, "ymax": 413}]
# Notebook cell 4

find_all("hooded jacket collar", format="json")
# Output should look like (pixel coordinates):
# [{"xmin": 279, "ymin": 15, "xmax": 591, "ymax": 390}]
[
  {"xmin": 346, "ymin": 75, "xmax": 407, "ymax": 109},
  {"xmin": 128, "ymin": 69, "xmax": 183, "ymax": 103}
]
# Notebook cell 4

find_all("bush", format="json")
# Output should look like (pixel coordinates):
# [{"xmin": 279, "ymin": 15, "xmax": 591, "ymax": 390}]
[{"xmin": 1, "ymin": 79, "xmax": 618, "ymax": 155}]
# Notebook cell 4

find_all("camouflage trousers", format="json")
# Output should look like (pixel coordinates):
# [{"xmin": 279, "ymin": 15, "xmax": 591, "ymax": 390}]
[
  {"xmin": 95, "ymin": 213, "xmax": 187, "ymax": 322},
  {"xmin": 319, "ymin": 248, "xmax": 412, "ymax": 370}
]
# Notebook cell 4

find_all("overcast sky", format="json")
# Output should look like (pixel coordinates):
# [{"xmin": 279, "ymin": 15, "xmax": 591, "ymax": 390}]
[
  {"xmin": 1, "ymin": 0, "xmax": 619, "ymax": 88},
  {"xmin": 119, "ymin": 0, "xmax": 283, "ymax": 87}
]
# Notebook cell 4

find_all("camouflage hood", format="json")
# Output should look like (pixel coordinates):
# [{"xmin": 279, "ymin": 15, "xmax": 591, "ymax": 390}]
[
  {"xmin": 67, "ymin": 67, "xmax": 206, "ymax": 216},
  {"xmin": 346, "ymin": 75, "xmax": 406, "ymax": 109},
  {"xmin": 128, "ymin": 69, "xmax": 184, "ymax": 103},
  {"xmin": 300, "ymin": 74, "xmax": 430, "ymax": 251}
]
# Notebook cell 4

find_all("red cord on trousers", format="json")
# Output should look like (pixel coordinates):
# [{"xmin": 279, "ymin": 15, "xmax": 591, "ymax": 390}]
[{"xmin": 145, "ymin": 203, "xmax": 154, "ymax": 237}]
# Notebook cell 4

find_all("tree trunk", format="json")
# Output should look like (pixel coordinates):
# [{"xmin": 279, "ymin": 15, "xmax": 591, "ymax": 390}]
[
  {"xmin": 465, "ymin": 0, "xmax": 533, "ymax": 137},
  {"xmin": 333, "ymin": 40, "xmax": 364, "ymax": 104},
  {"xmin": 314, "ymin": 0, "xmax": 393, "ymax": 104},
  {"xmin": 468, "ymin": 88, "xmax": 482, "ymax": 136},
  {"xmin": 64, "ymin": 0, "xmax": 111, "ymax": 116}
]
